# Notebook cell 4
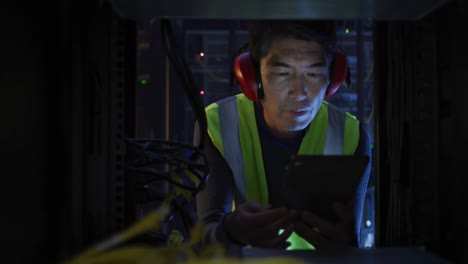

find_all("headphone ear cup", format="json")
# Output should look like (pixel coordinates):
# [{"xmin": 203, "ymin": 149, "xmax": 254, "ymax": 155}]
[
  {"xmin": 233, "ymin": 52, "xmax": 259, "ymax": 102},
  {"xmin": 326, "ymin": 48, "xmax": 348, "ymax": 99}
]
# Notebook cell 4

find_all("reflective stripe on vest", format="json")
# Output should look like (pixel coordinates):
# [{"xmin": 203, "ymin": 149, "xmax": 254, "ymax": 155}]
[{"xmin": 218, "ymin": 95, "xmax": 248, "ymax": 201}]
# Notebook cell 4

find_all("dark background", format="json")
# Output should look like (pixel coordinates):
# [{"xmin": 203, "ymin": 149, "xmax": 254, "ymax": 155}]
[{"xmin": 0, "ymin": 0, "xmax": 467, "ymax": 263}]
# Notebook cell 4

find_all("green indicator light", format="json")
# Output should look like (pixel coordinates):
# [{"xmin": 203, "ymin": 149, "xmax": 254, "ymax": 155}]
[
  {"xmin": 345, "ymin": 28, "xmax": 350, "ymax": 34},
  {"xmin": 141, "ymin": 79, "xmax": 147, "ymax": 85}
]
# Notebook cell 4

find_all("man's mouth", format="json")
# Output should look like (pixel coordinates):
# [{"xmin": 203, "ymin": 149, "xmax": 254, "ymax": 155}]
[{"xmin": 288, "ymin": 109, "xmax": 308, "ymax": 116}]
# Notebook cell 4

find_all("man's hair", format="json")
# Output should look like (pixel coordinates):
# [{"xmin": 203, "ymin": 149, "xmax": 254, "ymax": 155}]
[{"xmin": 247, "ymin": 20, "xmax": 337, "ymax": 64}]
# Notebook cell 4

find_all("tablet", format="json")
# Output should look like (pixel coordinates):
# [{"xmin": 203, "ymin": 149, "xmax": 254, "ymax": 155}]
[{"xmin": 279, "ymin": 154, "xmax": 370, "ymax": 223}]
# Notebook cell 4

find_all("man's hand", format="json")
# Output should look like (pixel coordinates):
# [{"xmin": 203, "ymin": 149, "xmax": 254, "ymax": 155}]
[
  {"xmin": 224, "ymin": 201, "xmax": 294, "ymax": 248},
  {"xmin": 294, "ymin": 201, "xmax": 357, "ymax": 248}
]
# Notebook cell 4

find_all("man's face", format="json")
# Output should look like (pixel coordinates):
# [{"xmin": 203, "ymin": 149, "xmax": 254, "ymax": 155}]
[{"xmin": 260, "ymin": 37, "xmax": 330, "ymax": 137}]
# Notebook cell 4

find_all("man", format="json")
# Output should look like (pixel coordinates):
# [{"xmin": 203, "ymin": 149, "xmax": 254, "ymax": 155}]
[{"xmin": 195, "ymin": 20, "xmax": 372, "ymax": 250}]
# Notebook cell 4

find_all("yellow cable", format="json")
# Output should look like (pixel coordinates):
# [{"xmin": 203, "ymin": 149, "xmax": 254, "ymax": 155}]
[
  {"xmin": 65, "ymin": 172, "xmax": 308, "ymax": 264},
  {"xmin": 66, "ymin": 204, "xmax": 170, "ymax": 263},
  {"xmin": 119, "ymin": 204, "xmax": 170, "ymax": 241}
]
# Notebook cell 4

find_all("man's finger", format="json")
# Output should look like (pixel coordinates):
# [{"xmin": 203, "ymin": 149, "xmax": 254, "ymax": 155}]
[
  {"xmin": 243, "ymin": 207, "xmax": 290, "ymax": 227},
  {"xmin": 243, "ymin": 213, "xmax": 291, "ymax": 241},
  {"xmin": 294, "ymin": 222, "xmax": 331, "ymax": 248},
  {"xmin": 253, "ymin": 224, "xmax": 294, "ymax": 248}
]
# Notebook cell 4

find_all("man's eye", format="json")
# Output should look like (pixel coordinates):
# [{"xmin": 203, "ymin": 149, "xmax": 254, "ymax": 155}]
[
  {"xmin": 307, "ymin": 72, "xmax": 322, "ymax": 77},
  {"xmin": 276, "ymin": 72, "xmax": 290, "ymax": 76}
]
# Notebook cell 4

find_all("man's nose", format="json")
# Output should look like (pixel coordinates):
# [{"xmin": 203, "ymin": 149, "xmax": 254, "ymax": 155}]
[{"xmin": 289, "ymin": 75, "xmax": 307, "ymax": 101}]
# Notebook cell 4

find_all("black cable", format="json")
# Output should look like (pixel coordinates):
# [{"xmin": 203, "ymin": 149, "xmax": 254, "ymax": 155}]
[
  {"xmin": 126, "ymin": 137, "xmax": 209, "ymax": 238},
  {"xmin": 159, "ymin": 19, "xmax": 207, "ymax": 152},
  {"xmin": 124, "ymin": 19, "xmax": 213, "ymax": 242},
  {"xmin": 126, "ymin": 138, "xmax": 209, "ymax": 193},
  {"xmin": 125, "ymin": 168, "xmax": 199, "ymax": 192}
]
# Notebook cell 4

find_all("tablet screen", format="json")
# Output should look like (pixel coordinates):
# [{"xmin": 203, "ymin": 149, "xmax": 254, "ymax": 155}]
[{"xmin": 279, "ymin": 154, "xmax": 370, "ymax": 223}]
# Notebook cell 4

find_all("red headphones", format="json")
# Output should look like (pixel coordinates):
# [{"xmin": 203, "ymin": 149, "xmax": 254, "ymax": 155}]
[{"xmin": 233, "ymin": 48, "xmax": 349, "ymax": 102}]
